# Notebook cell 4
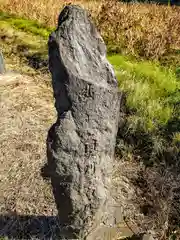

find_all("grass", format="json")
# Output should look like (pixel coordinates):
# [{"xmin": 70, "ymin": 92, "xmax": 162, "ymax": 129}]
[
  {"xmin": 108, "ymin": 55, "xmax": 180, "ymax": 131},
  {"xmin": 0, "ymin": 1, "xmax": 180, "ymax": 239},
  {"xmin": 0, "ymin": 11, "xmax": 50, "ymax": 74},
  {"xmin": 97, "ymin": 1, "xmax": 180, "ymax": 65},
  {"xmin": 0, "ymin": 0, "xmax": 101, "ymax": 26},
  {"xmin": 0, "ymin": 73, "xmax": 58, "ymax": 238},
  {"xmin": 0, "ymin": 11, "xmax": 54, "ymax": 38}
]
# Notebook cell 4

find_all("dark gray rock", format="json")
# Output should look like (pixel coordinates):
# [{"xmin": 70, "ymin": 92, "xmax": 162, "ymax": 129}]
[
  {"xmin": 47, "ymin": 5, "xmax": 121, "ymax": 239},
  {"xmin": 0, "ymin": 51, "xmax": 5, "ymax": 74}
]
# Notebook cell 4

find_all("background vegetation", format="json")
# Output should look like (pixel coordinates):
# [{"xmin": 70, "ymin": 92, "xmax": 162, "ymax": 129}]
[{"xmin": 0, "ymin": 0, "xmax": 180, "ymax": 239}]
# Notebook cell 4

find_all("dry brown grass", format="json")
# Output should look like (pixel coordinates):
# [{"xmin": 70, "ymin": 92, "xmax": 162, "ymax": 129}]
[
  {"xmin": 0, "ymin": 73, "xmax": 57, "ymax": 231},
  {"xmin": 97, "ymin": 0, "xmax": 180, "ymax": 59},
  {"xmin": 0, "ymin": 0, "xmax": 102, "ymax": 26},
  {"xmin": 1, "ymin": 0, "xmax": 180, "ymax": 60}
]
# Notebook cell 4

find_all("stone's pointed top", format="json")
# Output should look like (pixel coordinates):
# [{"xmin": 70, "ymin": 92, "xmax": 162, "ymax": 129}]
[
  {"xmin": 58, "ymin": 5, "xmax": 88, "ymax": 26},
  {"xmin": 49, "ymin": 4, "xmax": 118, "ymax": 87}
]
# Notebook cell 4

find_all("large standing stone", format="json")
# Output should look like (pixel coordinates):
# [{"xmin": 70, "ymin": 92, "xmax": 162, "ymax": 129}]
[{"xmin": 47, "ymin": 5, "xmax": 121, "ymax": 239}]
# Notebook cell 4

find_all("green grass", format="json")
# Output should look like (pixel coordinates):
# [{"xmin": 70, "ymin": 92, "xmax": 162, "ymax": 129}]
[
  {"xmin": 108, "ymin": 55, "xmax": 180, "ymax": 132},
  {"xmin": 0, "ymin": 11, "xmax": 51, "ymax": 74},
  {"xmin": 0, "ymin": 11, "xmax": 54, "ymax": 38}
]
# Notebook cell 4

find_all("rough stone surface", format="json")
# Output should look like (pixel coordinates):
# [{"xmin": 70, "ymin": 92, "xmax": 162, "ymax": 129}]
[
  {"xmin": 0, "ymin": 51, "xmax": 5, "ymax": 74},
  {"xmin": 47, "ymin": 5, "xmax": 121, "ymax": 239}
]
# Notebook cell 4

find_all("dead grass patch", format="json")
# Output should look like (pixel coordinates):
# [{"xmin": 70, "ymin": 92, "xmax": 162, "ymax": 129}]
[
  {"xmin": 0, "ymin": 73, "xmax": 56, "ymax": 218},
  {"xmin": 0, "ymin": 0, "xmax": 101, "ymax": 26},
  {"xmin": 97, "ymin": 0, "xmax": 180, "ymax": 61}
]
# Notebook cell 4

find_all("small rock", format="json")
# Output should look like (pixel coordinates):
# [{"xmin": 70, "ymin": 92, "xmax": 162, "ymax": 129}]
[{"xmin": 0, "ymin": 51, "xmax": 6, "ymax": 74}]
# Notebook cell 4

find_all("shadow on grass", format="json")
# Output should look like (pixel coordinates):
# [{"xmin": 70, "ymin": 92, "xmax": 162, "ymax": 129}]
[
  {"xmin": 16, "ymin": 44, "xmax": 49, "ymax": 72},
  {"xmin": 0, "ymin": 214, "xmax": 146, "ymax": 240},
  {"xmin": 0, "ymin": 214, "xmax": 60, "ymax": 239},
  {"xmin": 26, "ymin": 53, "xmax": 48, "ymax": 71}
]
